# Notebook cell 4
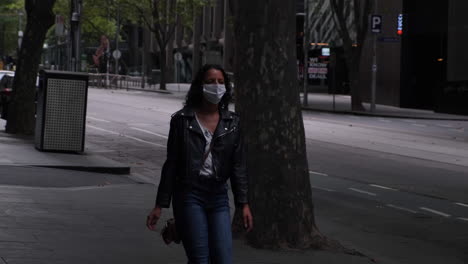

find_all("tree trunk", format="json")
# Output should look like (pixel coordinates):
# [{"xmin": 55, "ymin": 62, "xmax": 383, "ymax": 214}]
[
  {"xmin": 232, "ymin": 0, "xmax": 326, "ymax": 249},
  {"xmin": 166, "ymin": 33, "xmax": 175, "ymax": 84},
  {"xmin": 348, "ymin": 58, "xmax": 365, "ymax": 111},
  {"xmin": 222, "ymin": 0, "xmax": 234, "ymax": 72},
  {"xmin": 330, "ymin": 0, "xmax": 368, "ymax": 112},
  {"xmin": 159, "ymin": 48, "xmax": 167, "ymax": 90},
  {"xmin": 345, "ymin": 50, "xmax": 365, "ymax": 112},
  {"xmin": 6, "ymin": 0, "xmax": 56, "ymax": 135},
  {"xmin": 192, "ymin": 7, "xmax": 202, "ymax": 78}
]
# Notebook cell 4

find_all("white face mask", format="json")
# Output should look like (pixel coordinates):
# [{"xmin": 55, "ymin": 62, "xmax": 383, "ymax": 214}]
[{"xmin": 203, "ymin": 84, "xmax": 226, "ymax": 105}]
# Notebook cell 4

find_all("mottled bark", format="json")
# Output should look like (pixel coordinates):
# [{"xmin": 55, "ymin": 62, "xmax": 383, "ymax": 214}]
[
  {"xmin": 232, "ymin": 0, "xmax": 325, "ymax": 249},
  {"xmin": 6, "ymin": 0, "xmax": 56, "ymax": 134}
]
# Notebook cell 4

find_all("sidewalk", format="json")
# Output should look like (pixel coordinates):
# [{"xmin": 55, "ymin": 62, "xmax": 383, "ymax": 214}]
[
  {"xmin": 0, "ymin": 126, "xmax": 130, "ymax": 174},
  {"xmin": 0, "ymin": 169, "xmax": 376, "ymax": 264},
  {"xmin": 301, "ymin": 93, "xmax": 468, "ymax": 121},
  {"xmin": 0, "ymin": 124, "xmax": 374, "ymax": 263}
]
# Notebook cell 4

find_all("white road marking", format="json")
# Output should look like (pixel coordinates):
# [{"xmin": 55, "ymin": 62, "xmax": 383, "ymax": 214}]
[
  {"xmin": 123, "ymin": 135, "xmax": 166, "ymax": 148},
  {"xmin": 378, "ymin": 119, "xmax": 391, "ymax": 123},
  {"xmin": 309, "ymin": 171, "xmax": 328, "ymax": 177},
  {"xmin": 455, "ymin": 202, "xmax": 468, "ymax": 208},
  {"xmin": 437, "ymin": 124, "xmax": 454, "ymax": 128},
  {"xmin": 88, "ymin": 125, "xmax": 119, "ymax": 135},
  {"xmin": 457, "ymin": 217, "xmax": 468, "ymax": 222},
  {"xmin": 419, "ymin": 207, "xmax": 451, "ymax": 218},
  {"xmin": 411, "ymin": 124, "xmax": 427, "ymax": 127},
  {"xmin": 386, "ymin": 204, "xmax": 418, "ymax": 214},
  {"xmin": 87, "ymin": 125, "xmax": 166, "ymax": 148},
  {"xmin": 130, "ymin": 127, "xmax": 168, "ymax": 139},
  {"xmin": 348, "ymin": 188, "xmax": 377, "ymax": 196},
  {"xmin": 311, "ymin": 186, "xmax": 335, "ymax": 192},
  {"xmin": 450, "ymin": 128, "xmax": 465, "ymax": 133},
  {"xmin": 369, "ymin": 184, "xmax": 397, "ymax": 191},
  {"xmin": 87, "ymin": 116, "xmax": 111, "ymax": 123}
]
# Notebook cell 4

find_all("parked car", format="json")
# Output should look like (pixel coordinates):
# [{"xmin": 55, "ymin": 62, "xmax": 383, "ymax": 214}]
[
  {"xmin": 0, "ymin": 70, "xmax": 14, "ymax": 120},
  {"xmin": 0, "ymin": 71, "xmax": 41, "ymax": 120}
]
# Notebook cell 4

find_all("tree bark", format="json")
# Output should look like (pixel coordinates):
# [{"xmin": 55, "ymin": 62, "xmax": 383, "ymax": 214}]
[
  {"xmin": 165, "ymin": 28, "xmax": 175, "ymax": 84},
  {"xmin": 222, "ymin": 0, "xmax": 234, "ymax": 72},
  {"xmin": 159, "ymin": 48, "xmax": 167, "ymax": 90},
  {"xmin": 192, "ymin": 6, "xmax": 202, "ymax": 78},
  {"xmin": 6, "ymin": 0, "xmax": 56, "ymax": 134},
  {"xmin": 232, "ymin": 0, "xmax": 326, "ymax": 249}
]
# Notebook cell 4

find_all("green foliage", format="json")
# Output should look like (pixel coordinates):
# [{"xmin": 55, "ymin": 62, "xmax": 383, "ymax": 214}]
[
  {"xmin": 41, "ymin": 0, "xmax": 212, "ymax": 52},
  {"xmin": 0, "ymin": 0, "xmax": 24, "ymax": 56}
]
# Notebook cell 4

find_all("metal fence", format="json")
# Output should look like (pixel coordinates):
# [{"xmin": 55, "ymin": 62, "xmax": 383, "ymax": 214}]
[{"xmin": 88, "ymin": 73, "xmax": 156, "ymax": 90}]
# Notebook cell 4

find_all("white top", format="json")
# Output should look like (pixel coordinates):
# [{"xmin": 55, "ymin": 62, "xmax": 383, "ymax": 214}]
[{"xmin": 195, "ymin": 114, "xmax": 214, "ymax": 177}]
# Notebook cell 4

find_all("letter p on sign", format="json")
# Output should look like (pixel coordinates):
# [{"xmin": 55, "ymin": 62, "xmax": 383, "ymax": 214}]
[{"xmin": 371, "ymin": 15, "xmax": 382, "ymax": 33}]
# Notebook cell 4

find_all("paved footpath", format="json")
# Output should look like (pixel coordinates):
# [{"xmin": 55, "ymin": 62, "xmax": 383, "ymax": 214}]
[
  {"xmin": 0, "ymin": 166, "xmax": 373, "ymax": 264},
  {"xmin": 0, "ymin": 125, "xmax": 373, "ymax": 263}
]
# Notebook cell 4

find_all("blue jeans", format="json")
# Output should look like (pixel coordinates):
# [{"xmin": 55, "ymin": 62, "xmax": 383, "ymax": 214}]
[{"xmin": 173, "ymin": 188, "xmax": 232, "ymax": 264}]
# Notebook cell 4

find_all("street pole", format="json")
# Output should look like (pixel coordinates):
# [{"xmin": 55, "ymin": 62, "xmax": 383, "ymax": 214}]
[
  {"xmin": 114, "ymin": 4, "xmax": 120, "ymax": 75},
  {"xmin": 370, "ymin": 0, "xmax": 378, "ymax": 112},
  {"xmin": 303, "ymin": 0, "xmax": 309, "ymax": 107},
  {"xmin": 70, "ymin": 0, "xmax": 82, "ymax": 72}
]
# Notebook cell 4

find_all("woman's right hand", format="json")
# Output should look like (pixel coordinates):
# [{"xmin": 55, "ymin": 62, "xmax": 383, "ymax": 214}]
[{"xmin": 146, "ymin": 206, "xmax": 162, "ymax": 231}]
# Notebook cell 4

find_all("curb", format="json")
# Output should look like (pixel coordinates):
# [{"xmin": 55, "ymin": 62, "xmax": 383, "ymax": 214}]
[
  {"xmin": 34, "ymin": 165, "xmax": 131, "ymax": 175},
  {"xmin": 96, "ymin": 86, "xmax": 174, "ymax": 94},
  {"xmin": 302, "ymin": 107, "xmax": 468, "ymax": 121},
  {"xmin": 125, "ymin": 87, "xmax": 173, "ymax": 94}
]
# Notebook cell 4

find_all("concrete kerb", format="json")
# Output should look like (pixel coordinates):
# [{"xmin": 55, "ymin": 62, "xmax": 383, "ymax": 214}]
[
  {"xmin": 124, "ymin": 87, "xmax": 173, "ymax": 94},
  {"xmin": 302, "ymin": 106, "xmax": 468, "ymax": 121},
  {"xmin": 34, "ymin": 165, "xmax": 131, "ymax": 175}
]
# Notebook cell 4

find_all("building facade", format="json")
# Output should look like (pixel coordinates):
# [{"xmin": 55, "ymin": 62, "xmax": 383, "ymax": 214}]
[
  {"xmin": 359, "ymin": 0, "xmax": 468, "ymax": 115},
  {"xmin": 304, "ymin": 0, "xmax": 468, "ymax": 115}
]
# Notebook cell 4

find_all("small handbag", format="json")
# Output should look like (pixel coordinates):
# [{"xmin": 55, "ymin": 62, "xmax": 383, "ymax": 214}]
[{"xmin": 161, "ymin": 218, "xmax": 181, "ymax": 245}]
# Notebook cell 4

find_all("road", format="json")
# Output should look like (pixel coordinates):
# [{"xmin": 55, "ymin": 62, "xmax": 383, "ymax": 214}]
[{"xmin": 84, "ymin": 88, "xmax": 468, "ymax": 263}]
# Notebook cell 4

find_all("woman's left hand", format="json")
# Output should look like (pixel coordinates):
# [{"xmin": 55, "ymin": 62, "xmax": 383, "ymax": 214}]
[{"xmin": 242, "ymin": 204, "xmax": 253, "ymax": 232}]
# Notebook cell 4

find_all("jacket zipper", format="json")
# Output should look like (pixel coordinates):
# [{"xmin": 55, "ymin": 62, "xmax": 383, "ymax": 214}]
[{"xmin": 214, "ymin": 126, "xmax": 237, "ymax": 140}]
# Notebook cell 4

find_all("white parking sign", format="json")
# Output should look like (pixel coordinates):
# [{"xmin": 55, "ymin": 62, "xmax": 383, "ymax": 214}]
[{"xmin": 371, "ymin": 15, "xmax": 382, "ymax": 33}]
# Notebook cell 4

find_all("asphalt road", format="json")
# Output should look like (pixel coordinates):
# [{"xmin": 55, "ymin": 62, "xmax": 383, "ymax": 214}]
[{"xmin": 84, "ymin": 88, "xmax": 468, "ymax": 263}]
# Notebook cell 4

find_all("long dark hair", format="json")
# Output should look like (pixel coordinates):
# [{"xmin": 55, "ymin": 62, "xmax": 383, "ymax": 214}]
[{"xmin": 184, "ymin": 64, "xmax": 232, "ymax": 109}]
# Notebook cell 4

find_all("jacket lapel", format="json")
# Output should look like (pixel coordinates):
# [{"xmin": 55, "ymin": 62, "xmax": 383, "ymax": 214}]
[{"xmin": 182, "ymin": 108, "xmax": 204, "ymax": 137}]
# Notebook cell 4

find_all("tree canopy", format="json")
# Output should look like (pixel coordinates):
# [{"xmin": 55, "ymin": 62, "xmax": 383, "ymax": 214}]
[{"xmin": 0, "ymin": 0, "xmax": 24, "ymax": 57}]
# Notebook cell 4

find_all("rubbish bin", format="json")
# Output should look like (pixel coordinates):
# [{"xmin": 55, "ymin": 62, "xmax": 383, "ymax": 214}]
[{"xmin": 35, "ymin": 70, "xmax": 89, "ymax": 153}]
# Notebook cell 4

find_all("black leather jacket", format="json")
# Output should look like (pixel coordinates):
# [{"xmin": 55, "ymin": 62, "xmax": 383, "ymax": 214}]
[{"xmin": 155, "ymin": 107, "xmax": 248, "ymax": 208}]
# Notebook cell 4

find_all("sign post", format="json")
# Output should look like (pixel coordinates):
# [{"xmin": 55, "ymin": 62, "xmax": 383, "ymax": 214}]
[
  {"xmin": 303, "ymin": 0, "xmax": 309, "ymax": 107},
  {"xmin": 370, "ymin": 11, "xmax": 381, "ymax": 113}
]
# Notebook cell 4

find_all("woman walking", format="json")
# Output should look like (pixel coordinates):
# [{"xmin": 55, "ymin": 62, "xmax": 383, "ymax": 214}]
[{"xmin": 146, "ymin": 64, "xmax": 253, "ymax": 264}]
